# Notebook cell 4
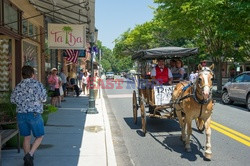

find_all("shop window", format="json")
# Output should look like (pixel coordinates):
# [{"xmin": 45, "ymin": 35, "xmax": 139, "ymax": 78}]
[
  {"xmin": 22, "ymin": 19, "xmax": 28, "ymax": 36},
  {"xmin": 23, "ymin": 41, "xmax": 38, "ymax": 78},
  {"xmin": 22, "ymin": 18, "xmax": 39, "ymax": 41},
  {"xmin": 29, "ymin": 22, "xmax": 34, "ymax": 37},
  {"xmin": 0, "ymin": 38, "xmax": 12, "ymax": 102},
  {"xmin": 3, "ymin": 2, "xmax": 18, "ymax": 32},
  {"xmin": 33, "ymin": 25, "xmax": 38, "ymax": 40}
]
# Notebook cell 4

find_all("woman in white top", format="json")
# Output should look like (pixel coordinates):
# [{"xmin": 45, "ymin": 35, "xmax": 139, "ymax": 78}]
[{"xmin": 81, "ymin": 72, "xmax": 88, "ymax": 95}]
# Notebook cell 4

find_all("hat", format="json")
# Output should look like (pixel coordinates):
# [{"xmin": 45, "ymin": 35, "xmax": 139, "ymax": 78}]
[{"xmin": 51, "ymin": 68, "xmax": 57, "ymax": 72}]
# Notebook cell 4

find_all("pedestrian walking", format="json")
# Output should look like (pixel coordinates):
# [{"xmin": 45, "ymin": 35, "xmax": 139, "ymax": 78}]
[
  {"xmin": 81, "ymin": 72, "xmax": 88, "ymax": 95},
  {"xmin": 189, "ymin": 71, "xmax": 196, "ymax": 83},
  {"xmin": 11, "ymin": 65, "xmax": 47, "ymax": 166},
  {"xmin": 59, "ymin": 68, "xmax": 67, "ymax": 98},
  {"xmin": 47, "ymin": 68, "xmax": 60, "ymax": 106}
]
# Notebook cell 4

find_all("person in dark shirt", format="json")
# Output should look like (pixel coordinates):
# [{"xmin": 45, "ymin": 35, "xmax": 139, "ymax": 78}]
[{"xmin": 69, "ymin": 77, "xmax": 80, "ymax": 97}]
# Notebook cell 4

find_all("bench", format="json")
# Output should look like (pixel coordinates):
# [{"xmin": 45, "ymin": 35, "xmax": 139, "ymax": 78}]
[{"xmin": 0, "ymin": 122, "xmax": 20, "ymax": 165}]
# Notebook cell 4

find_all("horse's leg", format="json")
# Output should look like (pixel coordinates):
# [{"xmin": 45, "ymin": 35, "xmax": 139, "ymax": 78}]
[
  {"xmin": 176, "ymin": 110, "xmax": 186, "ymax": 142},
  {"xmin": 185, "ymin": 118, "xmax": 192, "ymax": 152},
  {"xmin": 204, "ymin": 116, "xmax": 212, "ymax": 160}
]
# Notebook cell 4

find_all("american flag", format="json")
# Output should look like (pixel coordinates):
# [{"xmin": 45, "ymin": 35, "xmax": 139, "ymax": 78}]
[{"xmin": 65, "ymin": 49, "xmax": 79, "ymax": 63}]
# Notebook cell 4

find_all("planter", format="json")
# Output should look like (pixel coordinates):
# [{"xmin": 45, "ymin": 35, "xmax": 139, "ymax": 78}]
[{"xmin": 42, "ymin": 113, "xmax": 49, "ymax": 125}]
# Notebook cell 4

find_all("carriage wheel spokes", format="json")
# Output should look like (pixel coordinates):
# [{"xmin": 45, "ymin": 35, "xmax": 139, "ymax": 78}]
[
  {"xmin": 140, "ymin": 97, "xmax": 147, "ymax": 136},
  {"xmin": 195, "ymin": 118, "xmax": 205, "ymax": 133},
  {"xmin": 133, "ymin": 90, "xmax": 138, "ymax": 124}
]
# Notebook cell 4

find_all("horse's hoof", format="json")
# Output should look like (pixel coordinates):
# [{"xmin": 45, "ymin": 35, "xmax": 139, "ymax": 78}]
[{"xmin": 205, "ymin": 152, "xmax": 212, "ymax": 160}]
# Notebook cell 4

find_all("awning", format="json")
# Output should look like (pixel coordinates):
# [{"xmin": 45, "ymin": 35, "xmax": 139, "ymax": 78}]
[
  {"xmin": 28, "ymin": 0, "xmax": 95, "ymax": 33},
  {"xmin": 132, "ymin": 47, "xmax": 199, "ymax": 60}
]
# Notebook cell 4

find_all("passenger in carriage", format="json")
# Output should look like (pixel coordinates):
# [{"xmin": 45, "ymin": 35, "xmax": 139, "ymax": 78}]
[
  {"xmin": 150, "ymin": 58, "xmax": 173, "ymax": 85},
  {"xmin": 169, "ymin": 58, "xmax": 178, "ymax": 74},
  {"xmin": 173, "ymin": 59, "xmax": 186, "ymax": 81}
]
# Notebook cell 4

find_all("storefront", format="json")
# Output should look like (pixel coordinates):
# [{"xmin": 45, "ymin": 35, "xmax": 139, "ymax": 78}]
[{"xmin": 0, "ymin": 0, "xmax": 44, "ymax": 102}]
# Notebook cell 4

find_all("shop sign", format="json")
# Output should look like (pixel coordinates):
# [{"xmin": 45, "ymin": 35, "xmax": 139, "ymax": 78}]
[{"xmin": 48, "ymin": 24, "xmax": 86, "ymax": 49}]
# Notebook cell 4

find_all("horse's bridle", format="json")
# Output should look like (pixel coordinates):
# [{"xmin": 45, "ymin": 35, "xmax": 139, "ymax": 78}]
[
  {"xmin": 193, "ymin": 67, "xmax": 214, "ymax": 104},
  {"xmin": 174, "ymin": 67, "xmax": 214, "ymax": 117}
]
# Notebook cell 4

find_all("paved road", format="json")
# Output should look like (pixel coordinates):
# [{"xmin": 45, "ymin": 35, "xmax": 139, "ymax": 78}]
[{"xmin": 103, "ymin": 76, "xmax": 250, "ymax": 166}]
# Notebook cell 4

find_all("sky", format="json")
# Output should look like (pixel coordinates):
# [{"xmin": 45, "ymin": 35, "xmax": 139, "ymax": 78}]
[{"xmin": 95, "ymin": 0, "xmax": 156, "ymax": 49}]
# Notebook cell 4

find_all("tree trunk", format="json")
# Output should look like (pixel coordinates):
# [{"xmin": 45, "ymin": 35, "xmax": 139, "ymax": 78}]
[{"xmin": 214, "ymin": 60, "xmax": 223, "ymax": 91}]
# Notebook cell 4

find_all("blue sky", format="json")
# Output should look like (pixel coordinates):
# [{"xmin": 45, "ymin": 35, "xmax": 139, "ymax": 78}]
[{"xmin": 96, "ymin": 0, "xmax": 156, "ymax": 49}]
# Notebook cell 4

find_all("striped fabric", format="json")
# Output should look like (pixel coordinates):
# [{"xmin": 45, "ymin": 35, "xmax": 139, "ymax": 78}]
[{"xmin": 66, "ymin": 49, "xmax": 79, "ymax": 63}]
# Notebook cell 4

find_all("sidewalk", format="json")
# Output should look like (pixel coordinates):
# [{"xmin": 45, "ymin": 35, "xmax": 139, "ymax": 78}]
[{"xmin": 1, "ymin": 90, "xmax": 117, "ymax": 166}]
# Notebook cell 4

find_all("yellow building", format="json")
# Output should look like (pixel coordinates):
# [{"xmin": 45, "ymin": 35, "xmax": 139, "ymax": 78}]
[{"xmin": 0, "ymin": 0, "xmax": 45, "ymax": 102}]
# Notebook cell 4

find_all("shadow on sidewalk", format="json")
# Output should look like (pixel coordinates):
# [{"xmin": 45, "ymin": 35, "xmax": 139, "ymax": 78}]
[{"xmin": 1, "ymin": 95, "xmax": 90, "ymax": 166}]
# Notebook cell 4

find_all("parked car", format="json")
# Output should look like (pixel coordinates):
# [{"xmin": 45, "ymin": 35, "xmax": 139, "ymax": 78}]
[
  {"xmin": 106, "ymin": 72, "xmax": 114, "ymax": 80},
  {"xmin": 221, "ymin": 71, "xmax": 250, "ymax": 111}
]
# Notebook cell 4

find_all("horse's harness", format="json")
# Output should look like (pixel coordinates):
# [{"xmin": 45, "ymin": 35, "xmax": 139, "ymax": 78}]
[{"xmin": 174, "ymin": 68, "xmax": 214, "ymax": 117}]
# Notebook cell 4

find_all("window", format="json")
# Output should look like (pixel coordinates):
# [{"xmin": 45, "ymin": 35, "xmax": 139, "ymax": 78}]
[
  {"xmin": 22, "ymin": 18, "xmax": 28, "ymax": 36},
  {"xmin": 23, "ymin": 41, "xmax": 38, "ymax": 77},
  {"xmin": 235, "ymin": 74, "xmax": 244, "ymax": 83},
  {"xmin": 243, "ymin": 74, "xmax": 250, "ymax": 82},
  {"xmin": 29, "ymin": 22, "xmax": 34, "ymax": 37},
  {"xmin": 33, "ymin": 25, "xmax": 38, "ymax": 40},
  {"xmin": 3, "ymin": 1, "xmax": 18, "ymax": 32},
  {"xmin": 22, "ymin": 18, "xmax": 39, "ymax": 41}
]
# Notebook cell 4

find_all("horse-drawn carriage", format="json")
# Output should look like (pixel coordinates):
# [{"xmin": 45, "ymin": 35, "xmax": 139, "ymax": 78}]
[{"xmin": 132, "ymin": 47, "xmax": 214, "ymax": 160}]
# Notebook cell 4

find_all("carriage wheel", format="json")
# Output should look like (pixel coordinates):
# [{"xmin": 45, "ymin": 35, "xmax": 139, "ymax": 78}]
[
  {"xmin": 195, "ymin": 118, "xmax": 205, "ymax": 132},
  {"xmin": 140, "ymin": 98, "xmax": 147, "ymax": 136},
  {"xmin": 133, "ymin": 90, "xmax": 138, "ymax": 124}
]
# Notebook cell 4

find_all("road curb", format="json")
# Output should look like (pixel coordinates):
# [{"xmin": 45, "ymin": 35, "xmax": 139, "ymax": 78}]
[{"xmin": 100, "ymin": 89, "xmax": 117, "ymax": 166}]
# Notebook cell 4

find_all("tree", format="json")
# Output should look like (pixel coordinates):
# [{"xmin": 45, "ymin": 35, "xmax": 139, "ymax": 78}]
[
  {"xmin": 154, "ymin": 0, "xmax": 250, "ymax": 90},
  {"xmin": 96, "ymin": 40, "xmax": 133, "ymax": 73},
  {"xmin": 62, "ymin": 26, "xmax": 73, "ymax": 44}
]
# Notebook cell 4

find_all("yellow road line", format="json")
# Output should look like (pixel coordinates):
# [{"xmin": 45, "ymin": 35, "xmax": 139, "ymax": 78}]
[
  {"xmin": 210, "ymin": 123, "xmax": 250, "ymax": 147},
  {"xmin": 211, "ymin": 121, "xmax": 250, "ymax": 141}
]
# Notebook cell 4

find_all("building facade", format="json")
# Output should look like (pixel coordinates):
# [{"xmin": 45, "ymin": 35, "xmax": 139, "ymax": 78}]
[{"xmin": 0, "ymin": 0, "xmax": 45, "ymax": 102}]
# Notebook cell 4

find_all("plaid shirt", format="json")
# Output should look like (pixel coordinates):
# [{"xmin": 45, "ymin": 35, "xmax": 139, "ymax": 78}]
[{"xmin": 11, "ymin": 78, "xmax": 47, "ymax": 113}]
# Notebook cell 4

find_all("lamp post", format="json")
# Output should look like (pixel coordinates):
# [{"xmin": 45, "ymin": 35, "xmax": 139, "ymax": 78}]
[{"xmin": 87, "ymin": 33, "xmax": 98, "ymax": 114}]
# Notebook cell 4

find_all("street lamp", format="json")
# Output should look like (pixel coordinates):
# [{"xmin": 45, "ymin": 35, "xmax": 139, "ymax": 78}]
[{"xmin": 87, "ymin": 33, "xmax": 98, "ymax": 114}]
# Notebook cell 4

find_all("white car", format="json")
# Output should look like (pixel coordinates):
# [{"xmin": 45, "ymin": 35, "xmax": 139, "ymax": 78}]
[
  {"xmin": 221, "ymin": 71, "xmax": 250, "ymax": 111},
  {"xmin": 106, "ymin": 72, "xmax": 114, "ymax": 80}
]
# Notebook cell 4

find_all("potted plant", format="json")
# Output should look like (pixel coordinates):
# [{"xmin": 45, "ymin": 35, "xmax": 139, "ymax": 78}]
[
  {"xmin": 0, "ymin": 92, "xmax": 20, "ymax": 147},
  {"xmin": 0, "ymin": 102, "xmax": 17, "ymax": 123},
  {"xmin": 42, "ymin": 104, "xmax": 58, "ymax": 125}
]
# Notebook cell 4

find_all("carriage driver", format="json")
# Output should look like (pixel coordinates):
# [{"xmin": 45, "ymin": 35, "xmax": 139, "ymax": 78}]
[{"xmin": 151, "ymin": 58, "xmax": 173, "ymax": 85}]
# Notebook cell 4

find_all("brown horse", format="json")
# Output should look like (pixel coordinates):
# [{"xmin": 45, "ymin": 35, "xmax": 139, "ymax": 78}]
[{"xmin": 172, "ymin": 64, "xmax": 214, "ymax": 160}]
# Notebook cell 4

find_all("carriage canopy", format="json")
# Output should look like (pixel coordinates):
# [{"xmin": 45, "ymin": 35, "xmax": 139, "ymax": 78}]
[{"xmin": 132, "ymin": 47, "xmax": 199, "ymax": 60}]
